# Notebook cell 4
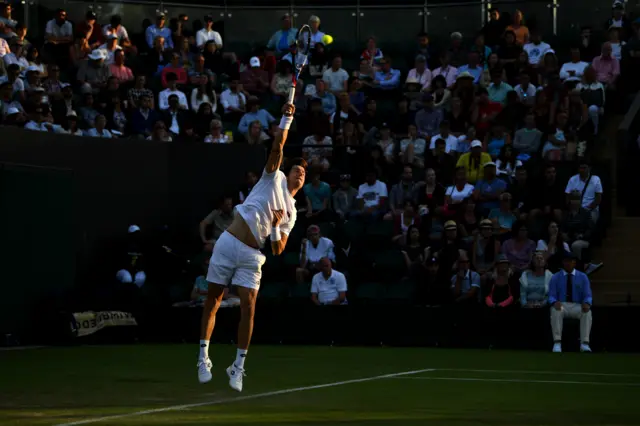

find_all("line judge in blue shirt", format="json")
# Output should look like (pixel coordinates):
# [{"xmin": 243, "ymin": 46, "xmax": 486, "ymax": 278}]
[{"xmin": 548, "ymin": 251, "xmax": 592, "ymax": 353}]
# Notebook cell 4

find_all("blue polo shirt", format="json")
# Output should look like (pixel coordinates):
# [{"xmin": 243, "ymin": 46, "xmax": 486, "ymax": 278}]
[{"xmin": 475, "ymin": 178, "xmax": 507, "ymax": 210}]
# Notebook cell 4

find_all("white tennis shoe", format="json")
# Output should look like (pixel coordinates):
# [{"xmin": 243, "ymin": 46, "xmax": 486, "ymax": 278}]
[
  {"xmin": 226, "ymin": 364, "xmax": 245, "ymax": 392},
  {"xmin": 552, "ymin": 343, "xmax": 562, "ymax": 353},
  {"xmin": 197, "ymin": 358, "xmax": 212, "ymax": 384}
]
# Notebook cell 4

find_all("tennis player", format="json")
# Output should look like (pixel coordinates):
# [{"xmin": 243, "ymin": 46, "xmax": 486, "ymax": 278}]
[{"xmin": 197, "ymin": 103, "xmax": 306, "ymax": 392}]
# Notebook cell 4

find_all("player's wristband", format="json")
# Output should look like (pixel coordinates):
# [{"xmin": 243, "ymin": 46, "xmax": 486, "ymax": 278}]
[
  {"xmin": 271, "ymin": 226, "xmax": 281, "ymax": 241},
  {"xmin": 279, "ymin": 116, "xmax": 293, "ymax": 130}
]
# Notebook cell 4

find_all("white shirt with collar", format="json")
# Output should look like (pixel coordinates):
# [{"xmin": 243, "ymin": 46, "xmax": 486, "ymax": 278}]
[
  {"xmin": 158, "ymin": 88, "xmax": 188, "ymax": 110},
  {"xmin": 514, "ymin": 83, "xmax": 538, "ymax": 104},
  {"xmin": 301, "ymin": 237, "xmax": 336, "ymax": 264},
  {"xmin": 196, "ymin": 28, "xmax": 223, "ymax": 48},
  {"xmin": 406, "ymin": 68, "xmax": 432, "ymax": 89},
  {"xmin": 559, "ymin": 61, "xmax": 589, "ymax": 82},
  {"xmin": 220, "ymin": 89, "xmax": 246, "ymax": 112},
  {"xmin": 98, "ymin": 44, "xmax": 123, "ymax": 65},
  {"xmin": 103, "ymin": 25, "xmax": 130, "ymax": 43},
  {"xmin": 565, "ymin": 174, "xmax": 603, "ymax": 210},
  {"xmin": 311, "ymin": 269, "xmax": 348, "ymax": 305},
  {"xmin": 309, "ymin": 30, "xmax": 326, "ymax": 49},
  {"xmin": 167, "ymin": 110, "xmax": 180, "ymax": 135},
  {"xmin": 45, "ymin": 19, "xmax": 73, "ymax": 40},
  {"xmin": 429, "ymin": 133, "xmax": 458, "ymax": 153}
]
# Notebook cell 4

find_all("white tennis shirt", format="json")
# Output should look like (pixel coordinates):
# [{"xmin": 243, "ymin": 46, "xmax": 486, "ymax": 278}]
[{"xmin": 235, "ymin": 168, "xmax": 297, "ymax": 248}]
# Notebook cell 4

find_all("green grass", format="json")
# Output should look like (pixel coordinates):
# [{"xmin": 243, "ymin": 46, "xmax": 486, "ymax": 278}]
[{"xmin": 1, "ymin": 345, "xmax": 639, "ymax": 425}]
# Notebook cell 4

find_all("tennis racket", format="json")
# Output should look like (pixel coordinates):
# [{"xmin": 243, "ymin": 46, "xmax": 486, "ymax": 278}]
[{"xmin": 287, "ymin": 24, "xmax": 312, "ymax": 105}]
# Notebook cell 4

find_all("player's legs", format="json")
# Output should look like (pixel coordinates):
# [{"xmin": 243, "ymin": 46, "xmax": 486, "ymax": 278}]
[
  {"xmin": 199, "ymin": 283, "xmax": 226, "ymax": 350},
  {"xmin": 236, "ymin": 286, "xmax": 259, "ymax": 355}
]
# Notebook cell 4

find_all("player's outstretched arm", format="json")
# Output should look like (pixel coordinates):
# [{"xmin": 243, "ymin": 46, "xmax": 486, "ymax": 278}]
[{"xmin": 265, "ymin": 103, "xmax": 296, "ymax": 174}]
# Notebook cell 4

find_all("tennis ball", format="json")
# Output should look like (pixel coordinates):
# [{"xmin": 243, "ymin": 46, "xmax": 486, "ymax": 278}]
[{"xmin": 322, "ymin": 34, "xmax": 334, "ymax": 45}]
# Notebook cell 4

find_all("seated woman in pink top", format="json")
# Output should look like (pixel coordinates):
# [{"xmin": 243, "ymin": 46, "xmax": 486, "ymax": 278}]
[{"xmin": 161, "ymin": 52, "xmax": 188, "ymax": 88}]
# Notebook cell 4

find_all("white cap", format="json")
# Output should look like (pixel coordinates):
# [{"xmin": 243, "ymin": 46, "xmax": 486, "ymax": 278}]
[
  {"xmin": 249, "ymin": 56, "xmax": 260, "ymax": 67},
  {"xmin": 128, "ymin": 225, "xmax": 141, "ymax": 233},
  {"xmin": 484, "ymin": 161, "xmax": 497, "ymax": 168},
  {"xmin": 88, "ymin": 49, "xmax": 107, "ymax": 60},
  {"xmin": 470, "ymin": 140, "xmax": 483, "ymax": 148},
  {"xmin": 60, "ymin": 82, "xmax": 71, "ymax": 89},
  {"xmin": 107, "ymin": 33, "xmax": 118, "ymax": 40},
  {"xmin": 7, "ymin": 107, "xmax": 20, "ymax": 115}
]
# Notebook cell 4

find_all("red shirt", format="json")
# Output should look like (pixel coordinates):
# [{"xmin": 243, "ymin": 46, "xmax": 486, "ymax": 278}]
[{"xmin": 476, "ymin": 101, "xmax": 502, "ymax": 137}]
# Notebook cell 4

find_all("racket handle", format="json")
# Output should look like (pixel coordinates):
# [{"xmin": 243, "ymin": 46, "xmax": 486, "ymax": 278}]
[{"xmin": 287, "ymin": 86, "xmax": 296, "ymax": 104}]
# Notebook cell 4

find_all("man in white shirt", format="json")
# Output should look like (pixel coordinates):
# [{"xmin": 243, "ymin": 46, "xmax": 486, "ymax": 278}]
[
  {"xmin": 220, "ymin": 79, "xmax": 247, "ymax": 121},
  {"xmin": 405, "ymin": 54, "xmax": 432, "ymax": 90},
  {"xmin": 429, "ymin": 120, "xmax": 458, "ymax": 153},
  {"xmin": 357, "ymin": 170, "xmax": 388, "ymax": 219},
  {"xmin": 99, "ymin": 34, "xmax": 122, "ymax": 65},
  {"xmin": 560, "ymin": 47, "xmax": 589, "ymax": 82},
  {"xmin": 308, "ymin": 15, "xmax": 325, "ymax": 49},
  {"xmin": 311, "ymin": 257, "xmax": 347, "ymax": 306},
  {"xmin": 297, "ymin": 224, "xmax": 336, "ymax": 284},
  {"xmin": 514, "ymin": 72, "xmax": 537, "ymax": 106},
  {"xmin": 565, "ymin": 162, "xmax": 603, "ymax": 223},
  {"xmin": 103, "ymin": 15, "xmax": 135, "ymax": 53},
  {"xmin": 432, "ymin": 52, "xmax": 458, "ymax": 88},
  {"xmin": 0, "ymin": 37, "xmax": 9, "ymax": 57},
  {"xmin": 158, "ymin": 72, "xmax": 188, "ymax": 110},
  {"xmin": 523, "ymin": 32, "xmax": 551, "ymax": 66},
  {"xmin": 322, "ymin": 55, "xmax": 349, "ymax": 94},
  {"xmin": 196, "ymin": 15, "xmax": 223, "ymax": 49}
]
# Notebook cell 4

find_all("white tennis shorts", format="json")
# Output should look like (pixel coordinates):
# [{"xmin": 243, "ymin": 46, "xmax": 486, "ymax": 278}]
[{"xmin": 207, "ymin": 231, "xmax": 266, "ymax": 290}]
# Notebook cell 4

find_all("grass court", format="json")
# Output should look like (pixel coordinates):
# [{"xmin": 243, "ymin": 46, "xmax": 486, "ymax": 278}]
[{"xmin": 1, "ymin": 344, "xmax": 639, "ymax": 425}]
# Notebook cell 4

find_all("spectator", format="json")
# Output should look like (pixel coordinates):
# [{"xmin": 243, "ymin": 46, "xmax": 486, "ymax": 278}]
[
  {"xmin": 99, "ymin": 34, "xmax": 122, "ymax": 65},
  {"xmin": 298, "ymin": 225, "xmax": 336, "ymax": 284},
  {"xmin": 400, "ymin": 224, "xmax": 426, "ymax": 273},
  {"xmin": 131, "ymin": 94, "xmax": 160, "ymax": 138},
  {"xmin": 190, "ymin": 74, "xmax": 216, "ymax": 113},
  {"xmin": 387, "ymin": 166, "xmax": 418, "ymax": 219},
  {"xmin": 115, "ymin": 225, "xmax": 146, "ymax": 289},
  {"xmin": 455, "ymin": 140, "xmax": 489, "ymax": 183},
  {"xmin": 495, "ymin": 145, "xmax": 522, "ymax": 180},
  {"xmin": 147, "ymin": 120, "xmax": 173, "ymax": 142},
  {"xmin": 77, "ymin": 49, "xmax": 110, "ymax": 94},
  {"xmin": 473, "ymin": 162, "xmax": 506, "ymax": 213},
  {"xmin": 0, "ymin": 3, "xmax": 17, "ymax": 40},
  {"xmin": 605, "ymin": 1, "xmax": 630, "ymax": 38},
  {"xmin": 451, "ymin": 250, "xmax": 481, "ymax": 304},
  {"xmin": 406, "ymin": 54, "xmax": 431, "ymax": 90},
  {"xmin": 576, "ymin": 66, "xmax": 605, "ymax": 135},
  {"xmin": 199, "ymin": 195, "xmax": 234, "ymax": 247},
  {"xmin": 415, "ymin": 93, "xmax": 443, "ymax": 139},
  {"xmin": 323, "ymin": 55, "xmax": 349, "ymax": 95},
  {"xmin": 458, "ymin": 51, "xmax": 483, "ymax": 84},
  {"xmin": 360, "ymin": 36, "xmax": 384, "ymax": 68},
  {"xmin": 425, "ymin": 137, "xmax": 456, "ymax": 185},
  {"xmin": 537, "ymin": 221, "xmax": 570, "ymax": 269},
  {"xmin": 485, "ymin": 254, "xmax": 515, "ymax": 308},
  {"xmin": 238, "ymin": 171, "xmax": 258, "ymax": 203},
  {"xmin": 161, "ymin": 52, "xmax": 188, "ymax": 88},
  {"xmin": 238, "ymin": 97, "xmax": 275, "ymax": 135},
  {"xmin": 472, "ymin": 219, "xmax": 501, "ymax": 277},
  {"xmin": 311, "ymin": 257, "xmax": 347, "ymax": 306},
  {"xmin": 196, "ymin": 15, "xmax": 222, "ymax": 49},
  {"xmin": 549, "ymin": 252, "xmax": 593, "ymax": 353},
  {"xmin": 356, "ymin": 169, "xmax": 388, "ymax": 219},
  {"xmin": 190, "ymin": 256, "xmax": 212, "ymax": 304},
  {"xmin": 333, "ymin": 174, "xmax": 358, "ymax": 220},
  {"xmin": 562, "ymin": 189, "xmax": 594, "ymax": 260},
  {"xmin": 473, "ymin": 87, "xmax": 502, "ymax": 139},
  {"xmin": 204, "ymin": 119, "xmax": 230, "ymax": 143},
  {"xmin": 501, "ymin": 220, "xmax": 536, "ymax": 273},
  {"xmin": 392, "ymin": 200, "xmax": 421, "ymax": 245},
  {"xmin": 488, "ymin": 192, "xmax": 517, "ymax": 235},
  {"xmin": 271, "ymin": 60, "xmax": 293, "ymax": 102},
  {"xmin": 560, "ymin": 46, "xmax": 589, "ymax": 83},
  {"xmin": 448, "ymin": 32, "xmax": 467, "ymax": 68},
  {"xmin": 128, "ymin": 75, "xmax": 154, "ymax": 110},
  {"xmin": 312, "ymin": 79, "xmax": 336, "ymax": 115},
  {"xmin": 483, "ymin": 124, "xmax": 511, "ymax": 158},
  {"xmin": 307, "ymin": 43, "xmax": 329, "ymax": 77},
  {"xmin": 483, "ymin": 8, "xmax": 507, "ymax": 49},
  {"xmin": 78, "ymin": 92, "xmax": 99, "ymax": 128},
  {"xmin": 513, "ymin": 72, "xmax": 536, "ymax": 106},
  {"xmin": 109, "ymin": 50, "xmax": 133, "ymax": 84},
  {"xmin": 241, "ymin": 57, "xmax": 269, "ymax": 96},
  {"xmin": 508, "ymin": 166, "xmax": 534, "ymax": 220},
  {"xmin": 505, "ymin": 10, "xmax": 529, "ymax": 46},
  {"xmin": 4, "ymin": 38, "xmax": 28, "ymax": 72},
  {"xmin": 162, "ymin": 94, "xmax": 190, "ymax": 137},
  {"xmin": 44, "ymin": 9, "xmax": 73, "ymax": 67},
  {"xmin": 498, "ymin": 30, "xmax": 522, "ymax": 83},
  {"xmin": 103, "ymin": 15, "xmax": 134, "ymax": 54},
  {"xmin": 520, "ymin": 251, "xmax": 552, "ymax": 307},
  {"xmin": 578, "ymin": 26, "xmax": 600, "ymax": 63},
  {"xmin": 445, "ymin": 167, "xmax": 475, "ymax": 214},
  {"xmin": 429, "ymin": 120, "xmax": 458, "ymax": 154},
  {"xmin": 220, "ymin": 79, "xmax": 247, "ymax": 120},
  {"xmin": 415, "ymin": 168, "xmax": 445, "ymax": 218},
  {"xmin": 158, "ymin": 72, "xmax": 188, "ymax": 111},
  {"xmin": 267, "ymin": 14, "xmax": 297, "ymax": 56},
  {"xmin": 307, "ymin": 15, "xmax": 326, "ymax": 49},
  {"xmin": 304, "ymin": 166, "xmax": 332, "ymax": 222},
  {"xmin": 512, "ymin": 112, "xmax": 542, "ymax": 154},
  {"xmin": 146, "ymin": 13, "xmax": 173, "ymax": 50},
  {"xmin": 61, "ymin": 111, "xmax": 82, "ymax": 136},
  {"xmin": 522, "ymin": 32, "xmax": 551, "ymax": 67},
  {"xmin": 302, "ymin": 127, "xmax": 332, "ymax": 170},
  {"xmin": 86, "ymin": 114, "xmax": 113, "ymax": 138},
  {"xmin": 432, "ymin": 52, "xmax": 458, "ymax": 88},
  {"xmin": 542, "ymin": 110, "xmax": 570, "ymax": 161},
  {"xmin": 565, "ymin": 161, "xmax": 603, "ymax": 224},
  {"xmin": 592, "ymin": 42, "xmax": 620, "ymax": 86}
]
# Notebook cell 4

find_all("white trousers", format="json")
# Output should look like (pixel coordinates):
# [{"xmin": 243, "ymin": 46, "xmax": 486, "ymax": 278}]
[
  {"xmin": 550, "ymin": 302, "xmax": 592, "ymax": 343},
  {"xmin": 587, "ymin": 105, "xmax": 603, "ymax": 134},
  {"xmin": 570, "ymin": 239, "xmax": 590, "ymax": 260}
]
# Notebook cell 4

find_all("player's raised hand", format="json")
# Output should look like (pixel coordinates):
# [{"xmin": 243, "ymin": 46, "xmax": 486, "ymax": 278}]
[
  {"xmin": 272, "ymin": 209, "xmax": 284, "ymax": 226},
  {"xmin": 282, "ymin": 103, "xmax": 295, "ymax": 117}
]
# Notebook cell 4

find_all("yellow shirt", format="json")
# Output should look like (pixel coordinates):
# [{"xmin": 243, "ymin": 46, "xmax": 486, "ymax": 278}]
[{"xmin": 456, "ymin": 152, "xmax": 492, "ymax": 184}]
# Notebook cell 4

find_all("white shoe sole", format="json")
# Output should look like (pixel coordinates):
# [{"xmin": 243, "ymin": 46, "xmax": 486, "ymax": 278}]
[
  {"xmin": 226, "ymin": 366, "xmax": 243, "ymax": 392},
  {"xmin": 198, "ymin": 372, "xmax": 212, "ymax": 384}
]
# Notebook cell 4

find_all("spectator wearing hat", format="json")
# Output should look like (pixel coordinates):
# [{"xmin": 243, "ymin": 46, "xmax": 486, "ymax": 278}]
[
  {"xmin": 98, "ymin": 33, "xmax": 122, "ymax": 65},
  {"xmin": 605, "ymin": 1, "xmax": 631, "ymax": 40},
  {"xmin": 333, "ymin": 174, "xmax": 358, "ymax": 220},
  {"xmin": 473, "ymin": 161, "xmax": 506, "ymax": 214},
  {"xmin": 406, "ymin": 54, "xmax": 432, "ymax": 90},
  {"xmin": 146, "ymin": 13, "xmax": 173, "ymax": 50},
  {"xmin": 308, "ymin": 15, "xmax": 326, "ymax": 49},
  {"xmin": 472, "ymin": 219, "xmax": 501, "ymax": 277},
  {"xmin": 456, "ymin": 140, "xmax": 492, "ymax": 184},
  {"xmin": 323, "ymin": 55, "xmax": 349, "ymax": 95},
  {"xmin": 238, "ymin": 97, "xmax": 275, "ymax": 135},
  {"xmin": 356, "ymin": 169, "xmax": 388, "ymax": 220},
  {"xmin": 458, "ymin": 52, "xmax": 483, "ymax": 84},
  {"xmin": 196, "ymin": 15, "xmax": 222, "ymax": 49},
  {"xmin": 451, "ymin": 249, "xmax": 481, "ymax": 304},
  {"xmin": 501, "ymin": 220, "xmax": 536, "ymax": 274},
  {"xmin": 311, "ymin": 257, "xmax": 347, "ymax": 306},
  {"xmin": 485, "ymin": 254, "xmax": 515, "ymax": 308},
  {"xmin": 103, "ymin": 15, "xmax": 134, "ymax": 53},
  {"xmin": 267, "ymin": 14, "xmax": 297, "ymax": 56},
  {"xmin": 77, "ymin": 49, "xmax": 110, "ymax": 94},
  {"xmin": 298, "ymin": 225, "xmax": 336, "ymax": 285},
  {"xmin": 61, "ymin": 111, "xmax": 82, "ymax": 136},
  {"xmin": 415, "ymin": 92, "xmax": 443, "ymax": 139},
  {"xmin": 240, "ymin": 57, "xmax": 270, "ymax": 96},
  {"xmin": 432, "ymin": 52, "xmax": 459, "ymax": 89},
  {"xmin": 549, "ymin": 252, "xmax": 593, "ymax": 353}
]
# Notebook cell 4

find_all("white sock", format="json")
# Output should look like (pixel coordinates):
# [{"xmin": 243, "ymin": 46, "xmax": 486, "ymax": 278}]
[
  {"xmin": 199, "ymin": 340, "xmax": 209, "ymax": 360},
  {"xmin": 235, "ymin": 349, "xmax": 248, "ymax": 369}
]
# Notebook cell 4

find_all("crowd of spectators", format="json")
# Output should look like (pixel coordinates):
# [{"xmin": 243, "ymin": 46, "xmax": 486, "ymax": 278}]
[{"xmin": 4, "ymin": 2, "xmax": 627, "ymax": 342}]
